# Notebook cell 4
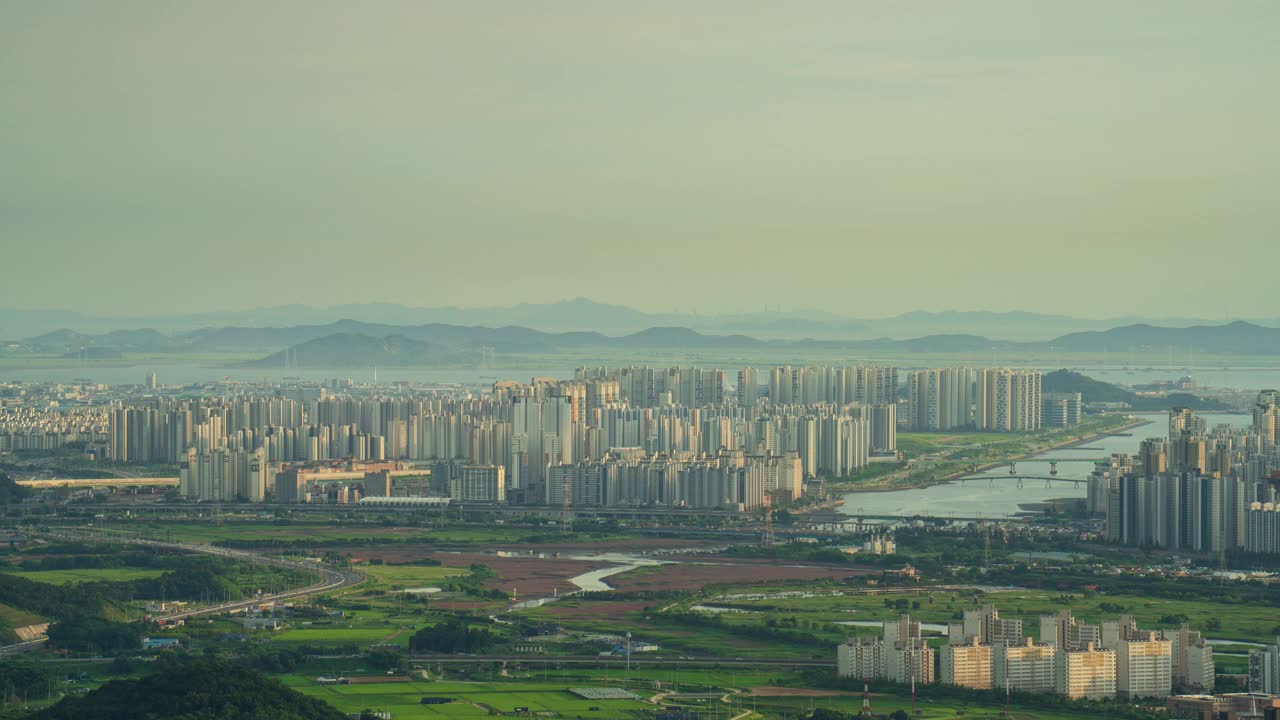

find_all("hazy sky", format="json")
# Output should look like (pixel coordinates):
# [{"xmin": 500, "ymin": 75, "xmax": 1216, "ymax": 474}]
[{"xmin": 3, "ymin": 2, "xmax": 1277, "ymax": 319}]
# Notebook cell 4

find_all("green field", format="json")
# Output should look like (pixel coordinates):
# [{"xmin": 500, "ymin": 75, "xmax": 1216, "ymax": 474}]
[
  {"xmin": 683, "ymin": 584, "xmax": 1277, "ymax": 643},
  {"xmin": 363, "ymin": 565, "xmax": 469, "ymax": 591},
  {"xmin": 0, "ymin": 602, "xmax": 46, "ymax": 638},
  {"xmin": 287, "ymin": 677, "xmax": 653, "ymax": 719},
  {"xmin": 6, "ymin": 567, "xmax": 167, "ymax": 585},
  {"xmin": 278, "ymin": 672, "xmax": 1126, "ymax": 720}
]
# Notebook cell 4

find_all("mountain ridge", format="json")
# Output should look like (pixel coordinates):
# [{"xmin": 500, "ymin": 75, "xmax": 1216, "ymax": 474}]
[
  {"xmin": 11, "ymin": 318, "xmax": 1278, "ymax": 368},
  {"xmin": 5, "ymin": 299, "xmax": 1272, "ymax": 342}
]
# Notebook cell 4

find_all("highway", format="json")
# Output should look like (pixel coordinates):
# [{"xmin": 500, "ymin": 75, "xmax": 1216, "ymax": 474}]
[{"xmin": 33, "ymin": 529, "xmax": 363, "ymax": 623}]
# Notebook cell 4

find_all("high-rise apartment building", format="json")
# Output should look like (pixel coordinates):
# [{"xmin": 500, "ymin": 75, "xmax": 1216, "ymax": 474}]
[
  {"xmin": 907, "ymin": 368, "xmax": 973, "ymax": 431},
  {"xmin": 1249, "ymin": 638, "xmax": 1280, "ymax": 694},
  {"xmin": 977, "ymin": 369, "xmax": 1043, "ymax": 432},
  {"xmin": 836, "ymin": 615, "xmax": 934, "ymax": 685},
  {"xmin": 1056, "ymin": 643, "xmax": 1117, "ymax": 700},
  {"xmin": 736, "ymin": 368, "xmax": 759, "ymax": 408},
  {"xmin": 941, "ymin": 638, "xmax": 993, "ymax": 689},
  {"xmin": 453, "ymin": 465, "xmax": 506, "ymax": 503},
  {"xmin": 996, "ymin": 638, "xmax": 1057, "ymax": 694},
  {"xmin": 1116, "ymin": 632, "xmax": 1173, "ymax": 698},
  {"xmin": 179, "ymin": 446, "xmax": 269, "ymax": 502}
]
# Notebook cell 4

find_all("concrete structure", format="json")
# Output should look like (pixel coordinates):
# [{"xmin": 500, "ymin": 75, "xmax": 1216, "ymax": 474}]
[
  {"xmin": 1249, "ymin": 638, "xmax": 1280, "ymax": 694},
  {"xmin": 996, "ymin": 638, "xmax": 1056, "ymax": 694},
  {"xmin": 1116, "ymin": 631, "xmax": 1173, "ymax": 699},
  {"xmin": 1056, "ymin": 642, "xmax": 1117, "ymax": 700},
  {"xmin": 1166, "ymin": 694, "xmax": 1280, "ymax": 720},
  {"xmin": 941, "ymin": 638, "xmax": 993, "ymax": 689},
  {"xmin": 179, "ymin": 446, "xmax": 269, "ymax": 502},
  {"xmin": 453, "ymin": 465, "xmax": 506, "ymax": 503}
]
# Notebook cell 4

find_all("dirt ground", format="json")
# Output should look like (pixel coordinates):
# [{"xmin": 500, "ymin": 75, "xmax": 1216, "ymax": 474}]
[
  {"xmin": 535, "ymin": 600, "xmax": 653, "ymax": 620},
  {"xmin": 608, "ymin": 560, "xmax": 870, "ymax": 592},
  {"xmin": 747, "ymin": 687, "xmax": 862, "ymax": 697}
]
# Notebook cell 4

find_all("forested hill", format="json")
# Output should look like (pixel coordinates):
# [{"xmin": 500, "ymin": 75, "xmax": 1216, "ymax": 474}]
[
  {"xmin": 1043, "ymin": 370, "xmax": 1229, "ymax": 411},
  {"xmin": 28, "ymin": 659, "xmax": 345, "ymax": 720}
]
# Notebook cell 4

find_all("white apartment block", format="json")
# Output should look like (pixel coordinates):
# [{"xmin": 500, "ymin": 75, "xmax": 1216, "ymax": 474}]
[
  {"xmin": 996, "ymin": 638, "xmax": 1056, "ymax": 694},
  {"xmin": 1055, "ymin": 643, "xmax": 1117, "ymax": 700},
  {"xmin": 1116, "ymin": 632, "xmax": 1173, "ymax": 698},
  {"xmin": 941, "ymin": 638, "xmax": 993, "ymax": 689}
]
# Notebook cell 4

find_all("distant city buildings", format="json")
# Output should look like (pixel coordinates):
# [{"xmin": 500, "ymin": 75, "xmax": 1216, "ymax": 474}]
[
  {"xmin": 0, "ymin": 362, "xmax": 1116, "ymax": 512},
  {"xmin": 1095, "ymin": 395, "xmax": 1280, "ymax": 556}
]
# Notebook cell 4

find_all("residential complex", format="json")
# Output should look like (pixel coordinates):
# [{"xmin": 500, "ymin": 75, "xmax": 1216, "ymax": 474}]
[
  {"xmin": 840, "ymin": 606, "xmax": 1205, "ymax": 700},
  {"xmin": 1096, "ymin": 394, "xmax": 1280, "ymax": 556}
]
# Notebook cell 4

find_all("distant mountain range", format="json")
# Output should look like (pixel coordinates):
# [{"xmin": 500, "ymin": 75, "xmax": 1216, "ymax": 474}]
[
  {"xmin": 3, "ymin": 299, "xmax": 1274, "ymax": 342},
  {"xmin": 8, "ymin": 317, "xmax": 1280, "ymax": 368}
]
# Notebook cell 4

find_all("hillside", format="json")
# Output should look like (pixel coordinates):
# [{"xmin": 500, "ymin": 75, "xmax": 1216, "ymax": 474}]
[
  {"xmin": 1051, "ymin": 321, "xmax": 1280, "ymax": 355},
  {"xmin": 13, "ymin": 317, "xmax": 1280, "ymax": 361},
  {"xmin": 29, "ymin": 659, "xmax": 345, "ymax": 720},
  {"xmin": 248, "ymin": 333, "xmax": 461, "ymax": 368},
  {"xmin": 1043, "ymin": 370, "xmax": 1230, "ymax": 411}
]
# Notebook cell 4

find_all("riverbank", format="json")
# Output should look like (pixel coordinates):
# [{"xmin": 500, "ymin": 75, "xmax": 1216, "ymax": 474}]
[{"xmin": 833, "ymin": 414, "xmax": 1150, "ymax": 497}]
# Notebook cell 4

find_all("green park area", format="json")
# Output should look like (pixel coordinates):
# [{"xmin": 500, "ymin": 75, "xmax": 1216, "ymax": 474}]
[
  {"xmin": 680, "ymin": 585, "xmax": 1278, "ymax": 644},
  {"xmin": 5, "ymin": 567, "xmax": 167, "ymax": 586}
]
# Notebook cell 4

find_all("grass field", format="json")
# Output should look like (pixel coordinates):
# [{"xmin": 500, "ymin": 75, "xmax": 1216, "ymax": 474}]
[
  {"xmin": 287, "ymin": 677, "xmax": 653, "ymax": 719},
  {"xmin": 0, "ymin": 602, "xmax": 46, "ymax": 636},
  {"xmin": 690, "ymin": 585, "xmax": 1276, "ymax": 643},
  {"xmin": 280, "ymin": 672, "xmax": 1127, "ymax": 720},
  {"xmin": 5, "ymin": 567, "xmax": 167, "ymax": 585},
  {"xmin": 363, "ymin": 565, "xmax": 469, "ymax": 591}
]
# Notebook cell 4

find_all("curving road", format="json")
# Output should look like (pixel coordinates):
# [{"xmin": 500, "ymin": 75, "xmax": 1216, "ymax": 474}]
[{"xmin": 32, "ymin": 529, "xmax": 363, "ymax": 622}]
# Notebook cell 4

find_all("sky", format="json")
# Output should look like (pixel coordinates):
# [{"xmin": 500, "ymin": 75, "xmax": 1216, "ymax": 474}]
[{"xmin": 2, "ymin": 1, "xmax": 1278, "ymax": 319}]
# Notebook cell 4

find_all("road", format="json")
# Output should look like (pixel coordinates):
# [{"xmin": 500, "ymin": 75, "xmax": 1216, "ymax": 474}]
[
  {"xmin": 32, "ymin": 529, "xmax": 363, "ymax": 623},
  {"xmin": 0, "ymin": 638, "xmax": 49, "ymax": 656}
]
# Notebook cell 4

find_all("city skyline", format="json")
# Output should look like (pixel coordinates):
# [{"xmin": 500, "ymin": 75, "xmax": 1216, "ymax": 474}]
[{"xmin": 4, "ymin": 2, "xmax": 1280, "ymax": 318}]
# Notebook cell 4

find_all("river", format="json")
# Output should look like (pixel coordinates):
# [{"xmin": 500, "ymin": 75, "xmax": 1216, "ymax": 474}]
[{"xmin": 837, "ymin": 413, "xmax": 1251, "ymax": 519}]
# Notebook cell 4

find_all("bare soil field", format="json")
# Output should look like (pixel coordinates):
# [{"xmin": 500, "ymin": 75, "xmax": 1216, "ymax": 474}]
[
  {"xmin": 608, "ymin": 561, "xmax": 870, "ymax": 592},
  {"xmin": 747, "ymin": 687, "xmax": 862, "ymax": 697},
  {"xmin": 536, "ymin": 600, "xmax": 652, "ymax": 621}
]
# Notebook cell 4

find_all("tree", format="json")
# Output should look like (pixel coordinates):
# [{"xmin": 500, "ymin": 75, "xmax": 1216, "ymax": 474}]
[
  {"xmin": 47, "ymin": 617, "xmax": 142, "ymax": 653},
  {"xmin": 0, "ymin": 472, "xmax": 32, "ymax": 505},
  {"xmin": 408, "ymin": 618, "xmax": 495, "ymax": 654},
  {"xmin": 29, "ymin": 658, "xmax": 345, "ymax": 720}
]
